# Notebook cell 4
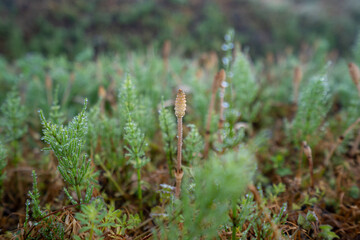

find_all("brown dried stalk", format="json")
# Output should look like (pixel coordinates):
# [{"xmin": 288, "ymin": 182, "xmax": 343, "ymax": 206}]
[
  {"xmin": 302, "ymin": 141, "xmax": 314, "ymax": 188},
  {"xmin": 348, "ymin": 62, "xmax": 360, "ymax": 97},
  {"xmin": 293, "ymin": 66, "xmax": 303, "ymax": 104},
  {"xmin": 347, "ymin": 63, "xmax": 360, "ymax": 155},
  {"xmin": 205, "ymin": 52, "xmax": 218, "ymax": 72},
  {"xmin": 217, "ymin": 70, "xmax": 227, "ymax": 143},
  {"xmin": 98, "ymin": 85, "xmax": 106, "ymax": 115},
  {"xmin": 45, "ymin": 73, "xmax": 53, "ymax": 105},
  {"xmin": 203, "ymin": 70, "xmax": 224, "ymax": 159},
  {"xmin": 162, "ymin": 40, "xmax": 171, "ymax": 73},
  {"xmin": 174, "ymin": 89, "xmax": 186, "ymax": 198}
]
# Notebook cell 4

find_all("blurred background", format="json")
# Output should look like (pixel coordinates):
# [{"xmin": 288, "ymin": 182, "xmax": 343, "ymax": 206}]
[{"xmin": 1, "ymin": 0, "xmax": 359, "ymax": 59}]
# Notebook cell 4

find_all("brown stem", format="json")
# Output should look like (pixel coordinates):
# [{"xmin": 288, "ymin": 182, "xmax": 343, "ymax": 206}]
[
  {"xmin": 175, "ymin": 117, "xmax": 183, "ymax": 198},
  {"xmin": 204, "ymin": 74, "xmax": 219, "ymax": 159},
  {"xmin": 175, "ymin": 168, "xmax": 184, "ymax": 199},
  {"xmin": 98, "ymin": 85, "xmax": 106, "ymax": 115},
  {"xmin": 45, "ymin": 74, "xmax": 53, "ymax": 105},
  {"xmin": 348, "ymin": 62, "xmax": 360, "ymax": 97},
  {"xmin": 177, "ymin": 117, "xmax": 183, "ymax": 171},
  {"xmin": 217, "ymin": 70, "xmax": 226, "ymax": 144},
  {"xmin": 174, "ymin": 89, "xmax": 186, "ymax": 198},
  {"xmin": 293, "ymin": 66, "xmax": 303, "ymax": 104},
  {"xmin": 303, "ymin": 141, "xmax": 314, "ymax": 188},
  {"xmin": 218, "ymin": 85, "xmax": 225, "ymax": 144},
  {"xmin": 204, "ymin": 70, "xmax": 226, "ymax": 158},
  {"xmin": 162, "ymin": 40, "xmax": 171, "ymax": 74}
]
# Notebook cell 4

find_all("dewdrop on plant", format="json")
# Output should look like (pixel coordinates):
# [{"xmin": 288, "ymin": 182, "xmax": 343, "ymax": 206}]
[{"xmin": 175, "ymin": 89, "xmax": 186, "ymax": 118}]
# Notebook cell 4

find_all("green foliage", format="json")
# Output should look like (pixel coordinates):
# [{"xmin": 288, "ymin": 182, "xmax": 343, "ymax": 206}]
[
  {"xmin": 193, "ymin": 3, "xmax": 228, "ymax": 51},
  {"xmin": 124, "ymin": 118, "xmax": 149, "ymax": 171},
  {"xmin": 182, "ymin": 124, "xmax": 203, "ymax": 166},
  {"xmin": 296, "ymin": 211, "xmax": 339, "ymax": 239},
  {"xmin": 0, "ymin": 90, "xmax": 27, "ymax": 142},
  {"xmin": 38, "ymin": 220, "xmax": 65, "ymax": 240},
  {"xmin": 353, "ymin": 31, "xmax": 360, "ymax": 64},
  {"xmin": 118, "ymin": 75, "xmax": 151, "ymax": 135},
  {"xmin": 159, "ymin": 102, "xmax": 177, "ymax": 172},
  {"xmin": 49, "ymin": 86, "xmax": 65, "ymax": 125},
  {"xmin": 1, "ymin": 1, "xmax": 360, "ymax": 58},
  {"xmin": 232, "ymin": 187, "xmax": 288, "ymax": 239},
  {"xmin": 157, "ymin": 148, "xmax": 256, "ymax": 239},
  {"xmin": 39, "ymin": 99, "xmax": 95, "ymax": 203},
  {"xmin": 348, "ymin": 185, "xmax": 360, "ymax": 199},
  {"xmin": 262, "ymin": 54, "xmax": 299, "ymax": 104},
  {"xmin": 119, "ymin": 75, "xmax": 138, "ymax": 120},
  {"xmin": 24, "ymin": 186, "xmax": 66, "ymax": 240},
  {"xmin": 235, "ymin": 194, "xmax": 258, "ymax": 235},
  {"xmin": 287, "ymin": 74, "xmax": 331, "ymax": 145},
  {"xmin": 220, "ymin": 109, "xmax": 245, "ymax": 149},
  {"xmin": 319, "ymin": 225, "xmax": 340, "ymax": 240},
  {"xmin": 266, "ymin": 182, "xmax": 286, "ymax": 202},
  {"xmin": 1, "ymin": 29, "xmax": 360, "ymax": 239},
  {"xmin": 28, "ymin": 170, "xmax": 44, "ymax": 219},
  {"xmin": 124, "ymin": 117, "xmax": 149, "ymax": 216},
  {"xmin": 269, "ymin": 153, "xmax": 292, "ymax": 177},
  {"xmin": 87, "ymin": 103, "xmax": 123, "ymax": 169},
  {"xmin": 297, "ymin": 211, "xmax": 317, "ymax": 231},
  {"xmin": 75, "ymin": 199, "xmax": 107, "ymax": 239},
  {"xmin": 75, "ymin": 198, "xmax": 140, "ymax": 239},
  {"xmin": 0, "ymin": 90, "xmax": 27, "ymax": 163},
  {"xmin": 231, "ymin": 51, "xmax": 260, "ymax": 122}
]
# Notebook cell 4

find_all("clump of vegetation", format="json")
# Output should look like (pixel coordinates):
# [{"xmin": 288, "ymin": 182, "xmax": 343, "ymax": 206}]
[
  {"xmin": 124, "ymin": 117, "xmax": 149, "ymax": 218},
  {"xmin": 39, "ymin": 99, "xmax": 95, "ymax": 204},
  {"xmin": 1, "ymin": 29, "xmax": 360, "ymax": 240},
  {"xmin": 231, "ymin": 50, "xmax": 260, "ymax": 123},
  {"xmin": 156, "ymin": 148, "xmax": 256, "ymax": 239},
  {"xmin": 0, "ymin": 90, "xmax": 27, "ymax": 163},
  {"xmin": 287, "ymin": 74, "xmax": 331, "ymax": 145},
  {"xmin": 75, "ymin": 198, "xmax": 140, "ymax": 239},
  {"xmin": 159, "ymin": 100, "xmax": 177, "ymax": 175},
  {"xmin": 182, "ymin": 124, "xmax": 203, "ymax": 166}
]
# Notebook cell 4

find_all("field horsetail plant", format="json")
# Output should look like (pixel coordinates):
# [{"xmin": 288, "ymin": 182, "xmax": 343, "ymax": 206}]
[
  {"xmin": 39, "ymin": 99, "xmax": 95, "ymax": 204},
  {"xmin": 174, "ymin": 89, "xmax": 186, "ymax": 198},
  {"xmin": 124, "ymin": 116, "xmax": 149, "ymax": 219}
]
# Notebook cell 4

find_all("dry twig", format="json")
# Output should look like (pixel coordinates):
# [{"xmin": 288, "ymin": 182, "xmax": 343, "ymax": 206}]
[
  {"xmin": 162, "ymin": 40, "xmax": 171, "ymax": 73},
  {"xmin": 293, "ymin": 66, "xmax": 303, "ymax": 104},
  {"xmin": 204, "ymin": 70, "xmax": 225, "ymax": 158}
]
